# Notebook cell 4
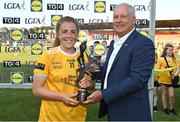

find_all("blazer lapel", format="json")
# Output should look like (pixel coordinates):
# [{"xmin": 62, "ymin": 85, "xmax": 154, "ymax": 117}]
[
  {"xmin": 110, "ymin": 30, "xmax": 137, "ymax": 69},
  {"xmin": 101, "ymin": 40, "xmax": 114, "ymax": 86}
]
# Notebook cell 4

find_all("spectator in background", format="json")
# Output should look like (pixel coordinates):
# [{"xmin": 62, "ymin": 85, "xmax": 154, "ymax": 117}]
[
  {"xmin": 85, "ymin": 44, "xmax": 101, "ymax": 82},
  {"xmin": 101, "ymin": 40, "xmax": 108, "ymax": 48},
  {"xmin": 85, "ymin": 45, "xmax": 99, "ymax": 72},
  {"xmin": 153, "ymin": 53, "xmax": 161, "ymax": 112},
  {"xmin": 100, "ymin": 40, "xmax": 109, "ymax": 66},
  {"xmin": 100, "ymin": 46, "xmax": 109, "ymax": 66},
  {"xmin": 93, "ymin": 41, "xmax": 101, "ymax": 62},
  {"xmin": 32, "ymin": 16, "xmax": 94, "ymax": 121},
  {"xmin": 87, "ymin": 45, "xmax": 94, "ymax": 57},
  {"xmin": 86, "ymin": 41, "xmax": 102, "ymax": 81},
  {"xmin": 156, "ymin": 43, "xmax": 180, "ymax": 115}
]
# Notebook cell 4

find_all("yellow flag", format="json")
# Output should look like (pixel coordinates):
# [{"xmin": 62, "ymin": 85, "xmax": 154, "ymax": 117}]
[{"xmin": 154, "ymin": 67, "xmax": 175, "ymax": 77}]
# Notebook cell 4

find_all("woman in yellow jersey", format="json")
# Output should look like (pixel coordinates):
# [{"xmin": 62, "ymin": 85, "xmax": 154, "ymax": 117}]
[
  {"xmin": 156, "ymin": 44, "xmax": 180, "ymax": 115},
  {"xmin": 153, "ymin": 53, "xmax": 161, "ymax": 112},
  {"xmin": 32, "ymin": 16, "xmax": 94, "ymax": 121}
]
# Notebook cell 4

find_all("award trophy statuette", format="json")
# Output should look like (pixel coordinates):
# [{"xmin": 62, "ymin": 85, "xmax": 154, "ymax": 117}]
[{"xmin": 76, "ymin": 41, "xmax": 90, "ymax": 102}]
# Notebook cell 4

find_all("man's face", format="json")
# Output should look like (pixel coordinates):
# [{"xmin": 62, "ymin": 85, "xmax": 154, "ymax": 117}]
[{"xmin": 113, "ymin": 5, "xmax": 135, "ymax": 37}]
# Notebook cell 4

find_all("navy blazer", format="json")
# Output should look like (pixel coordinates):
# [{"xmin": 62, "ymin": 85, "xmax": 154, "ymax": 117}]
[{"xmin": 99, "ymin": 30, "xmax": 155, "ymax": 121}]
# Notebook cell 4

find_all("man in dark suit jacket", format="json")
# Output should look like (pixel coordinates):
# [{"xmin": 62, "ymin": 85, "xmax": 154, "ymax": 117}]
[{"xmin": 82, "ymin": 3, "xmax": 155, "ymax": 121}]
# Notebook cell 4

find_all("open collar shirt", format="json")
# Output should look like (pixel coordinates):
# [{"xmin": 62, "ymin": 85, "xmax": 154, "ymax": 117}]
[{"xmin": 103, "ymin": 28, "xmax": 135, "ymax": 89}]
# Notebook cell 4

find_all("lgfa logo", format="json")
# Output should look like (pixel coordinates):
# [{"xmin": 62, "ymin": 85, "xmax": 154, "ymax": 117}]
[
  {"xmin": 25, "ymin": 17, "xmax": 46, "ymax": 24},
  {"xmin": 94, "ymin": 1, "xmax": 106, "ymax": 13},
  {"xmin": 11, "ymin": 72, "xmax": 24, "ymax": 84},
  {"xmin": 4, "ymin": 2, "xmax": 25, "ymax": 10},
  {"xmin": 11, "ymin": 29, "xmax": 22, "ymax": 41},
  {"xmin": 51, "ymin": 15, "xmax": 62, "ymax": 26},
  {"xmin": 31, "ymin": 0, "xmax": 42, "ymax": 12},
  {"xmin": 31, "ymin": 43, "xmax": 43, "ymax": 55}
]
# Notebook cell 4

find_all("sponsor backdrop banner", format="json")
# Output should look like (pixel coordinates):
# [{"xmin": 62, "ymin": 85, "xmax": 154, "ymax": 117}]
[
  {"xmin": 0, "ymin": 0, "xmax": 150, "ymax": 85},
  {"xmin": 0, "ymin": 0, "xmax": 150, "ymax": 28}
]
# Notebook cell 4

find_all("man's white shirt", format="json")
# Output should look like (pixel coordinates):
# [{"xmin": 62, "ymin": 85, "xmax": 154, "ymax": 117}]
[{"xmin": 103, "ymin": 28, "xmax": 135, "ymax": 89}]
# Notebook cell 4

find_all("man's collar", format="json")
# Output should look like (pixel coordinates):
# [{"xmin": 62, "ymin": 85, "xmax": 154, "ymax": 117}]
[{"xmin": 114, "ymin": 28, "xmax": 135, "ymax": 43}]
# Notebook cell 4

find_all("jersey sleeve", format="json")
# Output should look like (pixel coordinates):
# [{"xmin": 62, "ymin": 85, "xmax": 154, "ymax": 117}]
[
  {"xmin": 156, "ymin": 58, "xmax": 163, "ymax": 69},
  {"xmin": 173, "ymin": 59, "xmax": 180, "ymax": 73},
  {"xmin": 34, "ymin": 52, "xmax": 50, "ymax": 78}
]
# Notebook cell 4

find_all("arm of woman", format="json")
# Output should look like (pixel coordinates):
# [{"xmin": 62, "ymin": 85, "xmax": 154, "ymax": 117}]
[
  {"xmin": 173, "ymin": 61, "xmax": 180, "ymax": 76},
  {"xmin": 173, "ymin": 68, "xmax": 180, "ymax": 76},
  {"xmin": 32, "ymin": 76, "xmax": 79, "ymax": 106}
]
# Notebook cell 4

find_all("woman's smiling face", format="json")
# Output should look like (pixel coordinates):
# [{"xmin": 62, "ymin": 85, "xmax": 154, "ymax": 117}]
[{"xmin": 58, "ymin": 22, "xmax": 78, "ymax": 52}]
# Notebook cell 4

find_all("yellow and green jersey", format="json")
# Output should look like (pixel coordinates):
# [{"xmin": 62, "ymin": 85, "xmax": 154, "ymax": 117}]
[
  {"xmin": 34, "ymin": 46, "xmax": 88, "ymax": 121},
  {"xmin": 156, "ymin": 57, "xmax": 180, "ymax": 85}
]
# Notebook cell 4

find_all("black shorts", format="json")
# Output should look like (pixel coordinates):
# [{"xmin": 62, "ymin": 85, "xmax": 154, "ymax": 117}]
[
  {"xmin": 154, "ymin": 81, "xmax": 161, "ymax": 87},
  {"xmin": 160, "ymin": 83, "xmax": 173, "ymax": 87}
]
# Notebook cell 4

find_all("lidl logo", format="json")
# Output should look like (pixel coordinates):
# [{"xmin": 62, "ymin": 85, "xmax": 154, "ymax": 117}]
[
  {"xmin": 31, "ymin": 43, "xmax": 43, "ymax": 55},
  {"xmin": 11, "ymin": 29, "xmax": 22, "ymax": 41},
  {"xmin": 78, "ymin": 30, "xmax": 88, "ymax": 42},
  {"xmin": 31, "ymin": 0, "xmax": 42, "ymax": 12},
  {"xmin": 94, "ymin": 1, "xmax": 106, "ymax": 13},
  {"xmin": 51, "ymin": 15, "xmax": 62, "ymax": 26},
  {"xmin": 11, "ymin": 72, "xmax": 24, "ymax": 84},
  {"xmin": 94, "ymin": 44, "xmax": 105, "ymax": 56}
]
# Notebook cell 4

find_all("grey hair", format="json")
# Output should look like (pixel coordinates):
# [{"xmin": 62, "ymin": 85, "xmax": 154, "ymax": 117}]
[{"xmin": 114, "ymin": 3, "xmax": 135, "ymax": 16}]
